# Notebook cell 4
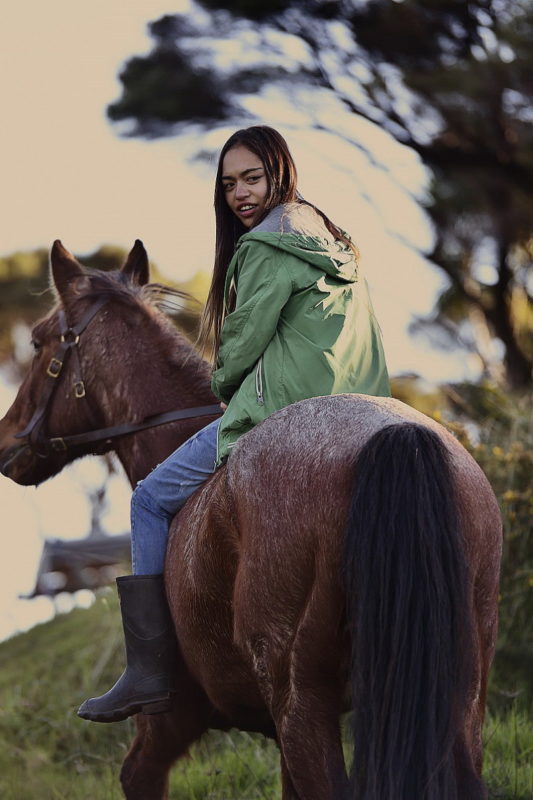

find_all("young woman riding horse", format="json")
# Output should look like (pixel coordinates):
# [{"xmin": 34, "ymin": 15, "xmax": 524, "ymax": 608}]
[
  {"xmin": 0, "ymin": 126, "xmax": 501, "ymax": 799},
  {"xmin": 77, "ymin": 126, "xmax": 391, "ymax": 724}
]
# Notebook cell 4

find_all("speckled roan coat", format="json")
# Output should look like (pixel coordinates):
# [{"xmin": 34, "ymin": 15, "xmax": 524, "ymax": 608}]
[{"xmin": 0, "ymin": 242, "xmax": 502, "ymax": 800}]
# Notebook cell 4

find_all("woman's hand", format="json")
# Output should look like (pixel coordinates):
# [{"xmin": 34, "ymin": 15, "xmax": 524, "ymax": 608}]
[{"xmin": 220, "ymin": 402, "xmax": 227, "ymax": 410}]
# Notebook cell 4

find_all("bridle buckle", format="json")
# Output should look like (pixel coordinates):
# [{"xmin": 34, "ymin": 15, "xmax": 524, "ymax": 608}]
[
  {"xmin": 46, "ymin": 358, "xmax": 63, "ymax": 378},
  {"xmin": 74, "ymin": 381, "xmax": 86, "ymax": 399}
]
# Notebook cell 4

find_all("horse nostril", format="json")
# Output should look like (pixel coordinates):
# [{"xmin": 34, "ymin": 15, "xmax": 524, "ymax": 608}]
[
  {"xmin": 0, "ymin": 453, "xmax": 13, "ymax": 477},
  {"xmin": 0, "ymin": 443, "xmax": 30, "ymax": 478}
]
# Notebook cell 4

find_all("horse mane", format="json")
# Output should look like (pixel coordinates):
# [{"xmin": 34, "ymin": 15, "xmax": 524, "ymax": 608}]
[
  {"xmin": 69, "ymin": 269, "xmax": 194, "ymax": 314},
  {"xmin": 35, "ymin": 268, "xmax": 211, "ymax": 382}
]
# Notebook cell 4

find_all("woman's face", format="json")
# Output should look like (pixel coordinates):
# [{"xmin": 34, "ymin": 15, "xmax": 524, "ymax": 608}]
[{"xmin": 221, "ymin": 145, "xmax": 269, "ymax": 229}]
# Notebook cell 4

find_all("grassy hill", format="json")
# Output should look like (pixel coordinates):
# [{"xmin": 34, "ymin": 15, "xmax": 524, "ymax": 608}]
[
  {"xmin": 0, "ymin": 591, "xmax": 530, "ymax": 799},
  {"xmin": 0, "ymin": 592, "xmax": 280, "ymax": 800}
]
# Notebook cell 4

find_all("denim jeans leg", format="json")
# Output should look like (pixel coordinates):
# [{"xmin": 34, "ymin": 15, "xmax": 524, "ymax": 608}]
[
  {"xmin": 130, "ymin": 488, "xmax": 172, "ymax": 576},
  {"xmin": 131, "ymin": 418, "xmax": 220, "ymax": 575}
]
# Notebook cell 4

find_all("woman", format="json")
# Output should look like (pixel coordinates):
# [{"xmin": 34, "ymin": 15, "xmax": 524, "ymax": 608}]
[{"xmin": 78, "ymin": 126, "xmax": 390, "ymax": 723}]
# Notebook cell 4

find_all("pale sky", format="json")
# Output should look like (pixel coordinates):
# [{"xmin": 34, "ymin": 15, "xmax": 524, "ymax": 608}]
[{"xmin": 0, "ymin": 1, "xmax": 478, "ymax": 641}]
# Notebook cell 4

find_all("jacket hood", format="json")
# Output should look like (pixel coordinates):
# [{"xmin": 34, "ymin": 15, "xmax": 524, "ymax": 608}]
[{"xmin": 238, "ymin": 203, "xmax": 358, "ymax": 283}]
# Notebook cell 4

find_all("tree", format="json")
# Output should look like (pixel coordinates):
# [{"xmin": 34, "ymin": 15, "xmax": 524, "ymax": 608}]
[{"xmin": 107, "ymin": 0, "xmax": 532, "ymax": 389}]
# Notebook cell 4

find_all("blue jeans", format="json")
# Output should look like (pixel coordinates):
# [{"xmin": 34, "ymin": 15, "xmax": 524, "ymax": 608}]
[{"xmin": 130, "ymin": 419, "xmax": 220, "ymax": 575}]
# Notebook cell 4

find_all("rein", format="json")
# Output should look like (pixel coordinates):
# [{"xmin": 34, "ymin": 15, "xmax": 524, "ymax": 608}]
[
  {"xmin": 15, "ymin": 297, "xmax": 222, "ymax": 458},
  {"xmin": 43, "ymin": 404, "xmax": 223, "ymax": 454}
]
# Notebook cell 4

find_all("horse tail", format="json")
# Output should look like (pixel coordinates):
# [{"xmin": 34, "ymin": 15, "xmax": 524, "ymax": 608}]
[{"xmin": 343, "ymin": 423, "xmax": 473, "ymax": 800}]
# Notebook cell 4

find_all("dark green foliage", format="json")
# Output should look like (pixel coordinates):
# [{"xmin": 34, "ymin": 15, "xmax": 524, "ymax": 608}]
[
  {"xmin": 434, "ymin": 384, "xmax": 532, "ymax": 706},
  {"xmin": 0, "ymin": 250, "xmax": 50, "ymax": 311},
  {"xmin": 107, "ymin": 0, "xmax": 533, "ymax": 389},
  {"xmin": 0, "ymin": 249, "xmax": 50, "ymax": 364},
  {"xmin": 200, "ymin": 0, "xmax": 289, "ymax": 20},
  {"xmin": 349, "ymin": 0, "xmax": 488, "ymax": 67},
  {"xmin": 459, "ymin": 396, "xmax": 532, "ymax": 706},
  {"xmin": 108, "ymin": 50, "xmax": 232, "ymax": 135}
]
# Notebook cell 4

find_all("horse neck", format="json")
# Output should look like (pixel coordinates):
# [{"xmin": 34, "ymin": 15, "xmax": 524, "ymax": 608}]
[{"xmin": 103, "ymin": 317, "xmax": 217, "ymax": 486}]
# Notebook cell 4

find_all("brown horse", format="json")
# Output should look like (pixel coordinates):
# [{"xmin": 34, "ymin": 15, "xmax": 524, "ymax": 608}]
[{"xmin": 0, "ymin": 241, "xmax": 502, "ymax": 800}]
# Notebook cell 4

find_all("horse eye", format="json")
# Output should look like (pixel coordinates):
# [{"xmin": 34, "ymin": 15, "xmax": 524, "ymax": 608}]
[{"xmin": 31, "ymin": 339, "xmax": 42, "ymax": 353}]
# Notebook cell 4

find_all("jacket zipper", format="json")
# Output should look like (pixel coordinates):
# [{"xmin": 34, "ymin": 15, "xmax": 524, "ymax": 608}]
[{"xmin": 255, "ymin": 356, "xmax": 264, "ymax": 405}]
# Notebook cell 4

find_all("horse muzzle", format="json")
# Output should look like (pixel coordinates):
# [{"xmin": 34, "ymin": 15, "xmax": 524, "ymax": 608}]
[
  {"xmin": 0, "ymin": 441, "xmax": 36, "ymax": 483},
  {"xmin": 0, "ymin": 421, "xmax": 38, "ymax": 483}
]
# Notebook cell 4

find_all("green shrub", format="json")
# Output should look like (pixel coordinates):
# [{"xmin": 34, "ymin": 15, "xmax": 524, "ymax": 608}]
[{"xmin": 436, "ymin": 386, "xmax": 532, "ymax": 705}]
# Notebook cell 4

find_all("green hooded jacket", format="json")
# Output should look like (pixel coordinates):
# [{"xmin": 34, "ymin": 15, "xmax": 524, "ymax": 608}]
[{"xmin": 211, "ymin": 203, "xmax": 390, "ymax": 465}]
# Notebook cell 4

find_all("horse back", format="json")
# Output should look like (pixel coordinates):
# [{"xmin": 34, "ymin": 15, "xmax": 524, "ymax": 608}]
[
  {"xmin": 166, "ymin": 393, "xmax": 501, "ymax": 723},
  {"xmin": 229, "ymin": 394, "xmax": 500, "ymax": 541}
]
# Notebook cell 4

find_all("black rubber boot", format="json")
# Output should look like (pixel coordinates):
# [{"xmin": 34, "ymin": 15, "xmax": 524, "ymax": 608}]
[{"xmin": 77, "ymin": 574, "xmax": 177, "ymax": 723}]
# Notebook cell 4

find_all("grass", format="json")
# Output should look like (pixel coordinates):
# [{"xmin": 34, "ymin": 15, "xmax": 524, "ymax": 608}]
[
  {"xmin": 483, "ymin": 707, "xmax": 533, "ymax": 799},
  {"xmin": 0, "ymin": 592, "xmax": 530, "ymax": 799},
  {"xmin": 0, "ymin": 591, "xmax": 133, "ymax": 800},
  {"xmin": 168, "ymin": 731, "xmax": 280, "ymax": 800}
]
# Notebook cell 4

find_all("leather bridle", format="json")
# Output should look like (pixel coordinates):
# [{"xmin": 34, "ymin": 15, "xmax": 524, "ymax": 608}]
[{"xmin": 14, "ymin": 297, "xmax": 222, "ymax": 460}]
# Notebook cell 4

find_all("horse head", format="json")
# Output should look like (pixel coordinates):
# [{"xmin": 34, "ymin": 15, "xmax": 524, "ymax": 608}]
[{"xmin": 0, "ymin": 239, "xmax": 182, "ymax": 486}]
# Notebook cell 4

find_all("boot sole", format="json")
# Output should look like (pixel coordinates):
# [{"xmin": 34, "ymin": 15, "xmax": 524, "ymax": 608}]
[{"xmin": 78, "ymin": 694, "xmax": 173, "ymax": 723}]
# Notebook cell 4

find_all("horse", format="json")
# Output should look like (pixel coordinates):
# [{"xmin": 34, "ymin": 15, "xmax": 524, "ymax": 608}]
[{"xmin": 0, "ymin": 240, "xmax": 502, "ymax": 800}]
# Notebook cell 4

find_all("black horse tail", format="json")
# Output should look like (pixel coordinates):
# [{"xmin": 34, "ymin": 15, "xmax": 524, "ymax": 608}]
[{"xmin": 344, "ymin": 423, "xmax": 474, "ymax": 800}]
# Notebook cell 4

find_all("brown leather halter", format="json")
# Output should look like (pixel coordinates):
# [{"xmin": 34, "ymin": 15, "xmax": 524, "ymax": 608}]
[{"xmin": 14, "ymin": 298, "xmax": 222, "ymax": 459}]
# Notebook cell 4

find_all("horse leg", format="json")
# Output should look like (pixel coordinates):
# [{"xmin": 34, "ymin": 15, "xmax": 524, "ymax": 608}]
[
  {"xmin": 454, "ymin": 691, "xmax": 489, "ymax": 800},
  {"xmin": 453, "ymin": 668, "xmax": 489, "ymax": 798},
  {"xmin": 454, "ymin": 684, "xmax": 488, "ymax": 799},
  {"xmin": 120, "ymin": 682, "xmax": 214, "ymax": 800},
  {"xmin": 279, "ymin": 752, "xmax": 302, "ymax": 800},
  {"xmin": 275, "ymin": 688, "xmax": 349, "ymax": 800},
  {"xmin": 453, "ymin": 588, "xmax": 499, "ymax": 799},
  {"xmin": 452, "ymin": 487, "xmax": 501, "ymax": 800},
  {"xmin": 454, "ymin": 733, "xmax": 488, "ymax": 800},
  {"xmin": 237, "ymin": 577, "xmax": 349, "ymax": 800}
]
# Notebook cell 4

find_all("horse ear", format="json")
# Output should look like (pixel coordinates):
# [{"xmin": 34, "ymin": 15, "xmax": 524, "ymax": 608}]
[
  {"xmin": 50, "ymin": 240, "xmax": 86, "ymax": 299},
  {"xmin": 122, "ymin": 239, "xmax": 149, "ymax": 286}
]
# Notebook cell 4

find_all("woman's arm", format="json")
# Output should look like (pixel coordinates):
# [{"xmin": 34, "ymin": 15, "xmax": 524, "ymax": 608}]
[{"xmin": 211, "ymin": 241, "xmax": 293, "ymax": 403}]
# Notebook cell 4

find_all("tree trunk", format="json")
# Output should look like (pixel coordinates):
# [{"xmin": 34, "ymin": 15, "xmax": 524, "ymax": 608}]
[{"xmin": 486, "ymin": 239, "xmax": 532, "ymax": 391}]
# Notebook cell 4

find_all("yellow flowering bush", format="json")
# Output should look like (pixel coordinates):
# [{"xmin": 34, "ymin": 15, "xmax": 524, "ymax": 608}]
[{"xmin": 436, "ymin": 384, "xmax": 532, "ymax": 703}]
